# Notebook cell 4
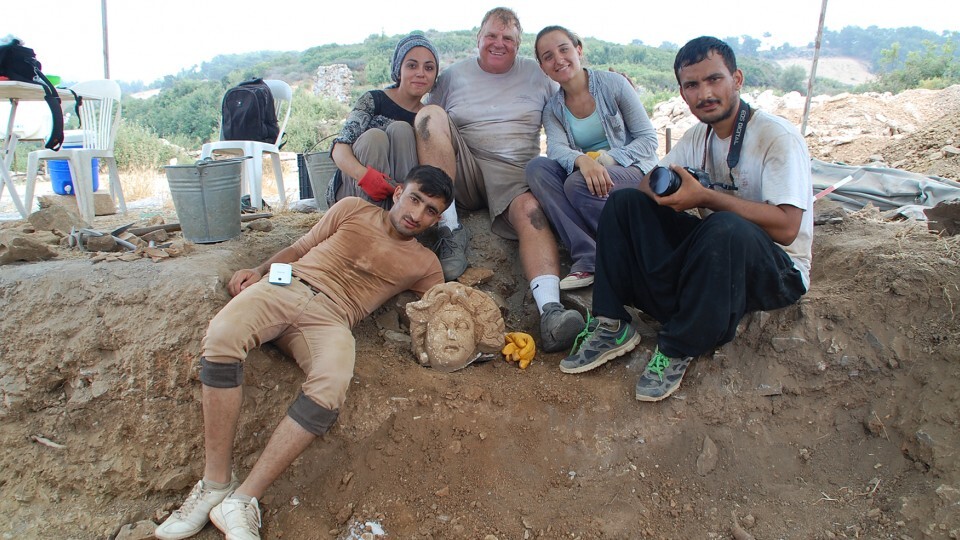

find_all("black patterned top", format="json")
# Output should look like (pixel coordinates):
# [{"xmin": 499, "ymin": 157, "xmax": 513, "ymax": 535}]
[{"xmin": 333, "ymin": 90, "xmax": 418, "ymax": 146}]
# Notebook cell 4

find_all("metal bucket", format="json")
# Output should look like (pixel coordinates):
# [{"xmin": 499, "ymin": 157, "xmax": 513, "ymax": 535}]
[
  {"xmin": 303, "ymin": 151, "xmax": 338, "ymax": 210},
  {"xmin": 164, "ymin": 157, "xmax": 248, "ymax": 243}
]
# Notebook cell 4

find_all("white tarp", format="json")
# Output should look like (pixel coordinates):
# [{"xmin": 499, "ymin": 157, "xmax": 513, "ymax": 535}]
[{"xmin": 811, "ymin": 159, "xmax": 960, "ymax": 220}]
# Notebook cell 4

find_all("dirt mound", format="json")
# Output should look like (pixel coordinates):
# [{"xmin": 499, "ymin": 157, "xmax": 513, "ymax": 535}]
[
  {"xmin": 2, "ymin": 86, "xmax": 960, "ymax": 540},
  {"xmin": 652, "ymin": 84, "xmax": 960, "ymax": 182}
]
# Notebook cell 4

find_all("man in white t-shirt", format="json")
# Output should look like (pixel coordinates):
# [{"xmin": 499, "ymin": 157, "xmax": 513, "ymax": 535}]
[
  {"xmin": 415, "ymin": 7, "xmax": 585, "ymax": 353},
  {"xmin": 562, "ymin": 36, "xmax": 813, "ymax": 401}
]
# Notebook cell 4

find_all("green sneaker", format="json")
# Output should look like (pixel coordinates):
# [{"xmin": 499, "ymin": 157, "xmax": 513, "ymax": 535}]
[
  {"xmin": 635, "ymin": 347, "xmax": 693, "ymax": 402},
  {"xmin": 559, "ymin": 318, "xmax": 639, "ymax": 374}
]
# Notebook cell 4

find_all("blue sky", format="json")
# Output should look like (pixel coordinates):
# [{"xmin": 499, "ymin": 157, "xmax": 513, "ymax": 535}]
[{"xmin": 3, "ymin": 0, "xmax": 955, "ymax": 83}]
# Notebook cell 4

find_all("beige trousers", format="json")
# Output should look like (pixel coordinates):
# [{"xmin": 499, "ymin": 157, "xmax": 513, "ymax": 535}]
[{"xmin": 202, "ymin": 277, "xmax": 355, "ymax": 411}]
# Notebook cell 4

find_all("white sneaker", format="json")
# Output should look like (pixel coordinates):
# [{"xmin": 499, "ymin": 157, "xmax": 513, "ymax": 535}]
[
  {"xmin": 559, "ymin": 271, "xmax": 594, "ymax": 290},
  {"xmin": 209, "ymin": 495, "xmax": 262, "ymax": 540},
  {"xmin": 155, "ymin": 475, "xmax": 239, "ymax": 540}
]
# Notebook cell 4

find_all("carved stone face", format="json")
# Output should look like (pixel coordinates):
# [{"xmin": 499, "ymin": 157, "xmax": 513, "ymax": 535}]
[
  {"xmin": 424, "ymin": 304, "xmax": 476, "ymax": 371},
  {"xmin": 407, "ymin": 282, "xmax": 505, "ymax": 373}
]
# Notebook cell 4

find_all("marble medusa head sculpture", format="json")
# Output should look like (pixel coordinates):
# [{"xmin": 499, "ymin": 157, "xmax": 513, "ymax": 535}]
[{"xmin": 406, "ymin": 282, "xmax": 505, "ymax": 372}]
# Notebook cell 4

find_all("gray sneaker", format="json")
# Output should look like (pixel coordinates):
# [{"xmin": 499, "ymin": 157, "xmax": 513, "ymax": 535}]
[
  {"xmin": 209, "ymin": 495, "xmax": 262, "ymax": 540},
  {"xmin": 540, "ymin": 302, "xmax": 585, "ymax": 353},
  {"xmin": 154, "ymin": 475, "xmax": 239, "ymax": 540},
  {"xmin": 635, "ymin": 347, "xmax": 693, "ymax": 402},
  {"xmin": 560, "ymin": 319, "xmax": 640, "ymax": 374},
  {"xmin": 434, "ymin": 225, "xmax": 469, "ymax": 281}
]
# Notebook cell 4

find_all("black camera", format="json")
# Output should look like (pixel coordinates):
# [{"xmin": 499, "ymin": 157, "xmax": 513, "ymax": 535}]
[{"xmin": 649, "ymin": 166, "xmax": 712, "ymax": 197}]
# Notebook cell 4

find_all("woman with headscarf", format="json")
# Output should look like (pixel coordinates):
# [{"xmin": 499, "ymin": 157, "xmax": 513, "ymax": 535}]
[{"xmin": 328, "ymin": 34, "xmax": 440, "ymax": 209}]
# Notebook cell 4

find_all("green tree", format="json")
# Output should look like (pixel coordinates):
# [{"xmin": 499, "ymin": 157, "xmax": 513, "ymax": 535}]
[
  {"xmin": 779, "ymin": 65, "xmax": 808, "ymax": 94},
  {"xmin": 874, "ymin": 36, "xmax": 960, "ymax": 92},
  {"xmin": 123, "ymin": 79, "xmax": 224, "ymax": 147},
  {"xmin": 364, "ymin": 56, "xmax": 391, "ymax": 87},
  {"xmin": 738, "ymin": 57, "xmax": 780, "ymax": 88},
  {"xmin": 113, "ymin": 120, "xmax": 192, "ymax": 170},
  {"xmin": 283, "ymin": 88, "xmax": 351, "ymax": 153}
]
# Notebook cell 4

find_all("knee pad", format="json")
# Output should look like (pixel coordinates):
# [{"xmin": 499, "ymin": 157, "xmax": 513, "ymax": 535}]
[
  {"xmin": 199, "ymin": 357, "xmax": 243, "ymax": 388},
  {"xmin": 287, "ymin": 392, "xmax": 339, "ymax": 436}
]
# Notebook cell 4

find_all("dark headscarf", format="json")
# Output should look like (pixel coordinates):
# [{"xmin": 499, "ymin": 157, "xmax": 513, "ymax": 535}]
[{"xmin": 391, "ymin": 34, "xmax": 439, "ymax": 85}]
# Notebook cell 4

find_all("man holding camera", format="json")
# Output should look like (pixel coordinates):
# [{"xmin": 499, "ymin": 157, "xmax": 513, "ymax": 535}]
[{"xmin": 561, "ymin": 36, "xmax": 812, "ymax": 402}]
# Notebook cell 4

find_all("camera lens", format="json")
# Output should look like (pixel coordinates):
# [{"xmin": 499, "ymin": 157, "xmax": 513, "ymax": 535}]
[{"xmin": 649, "ymin": 166, "xmax": 681, "ymax": 196}]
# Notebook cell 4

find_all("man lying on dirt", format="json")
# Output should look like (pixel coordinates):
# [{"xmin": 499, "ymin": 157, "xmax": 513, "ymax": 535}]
[
  {"xmin": 561, "ymin": 36, "xmax": 813, "ymax": 402},
  {"xmin": 154, "ymin": 165, "xmax": 452, "ymax": 540},
  {"xmin": 414, "ymin": 7, "xmax": 586, "ymax": 354}
]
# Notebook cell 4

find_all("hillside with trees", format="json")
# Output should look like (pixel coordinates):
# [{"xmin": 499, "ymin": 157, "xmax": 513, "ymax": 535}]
[{"xmin": 58, "ymin": 25, "xmax": 960, "ymax": 171}]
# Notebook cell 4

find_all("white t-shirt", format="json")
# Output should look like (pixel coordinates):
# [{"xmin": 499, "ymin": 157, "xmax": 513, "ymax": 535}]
[
  {"xmin": 427, "ymin": 57, "xmax": 556, "ymax": 167},
  {"xmin": 660, "ymin": 110, "xmax": 813, "ymax": 290}
]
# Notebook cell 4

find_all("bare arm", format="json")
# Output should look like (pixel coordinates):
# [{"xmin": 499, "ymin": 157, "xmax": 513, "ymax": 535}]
[
  {"xmin": 574, "ymin": 155, "xmax": 614, "ymax": 197},
  {"xmin": 331, "ymin": 142, "xmax": 370, "ymax": 181},
  {"xmin": 653, "ymin": 164, "xmax": 803, "ymax": 245}
]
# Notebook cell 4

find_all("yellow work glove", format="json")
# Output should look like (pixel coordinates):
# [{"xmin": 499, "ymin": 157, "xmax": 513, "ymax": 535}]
[
  {"xmin": 502, "ymin": 332, "xmax": 536, "ymax": 369},
  {"xmin": 585, "ymin": 150, "xmax": 617, "ymax": 167}
]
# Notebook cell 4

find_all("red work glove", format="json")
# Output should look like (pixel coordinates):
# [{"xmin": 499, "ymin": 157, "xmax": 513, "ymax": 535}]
[{"xmin": 358, "ymin": 166, "xmax": 394, "ymax": 201}]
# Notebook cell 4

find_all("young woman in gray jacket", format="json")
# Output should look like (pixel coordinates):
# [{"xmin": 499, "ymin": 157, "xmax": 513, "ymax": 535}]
[{"xmin": 526, "ymin": 25, "xmax": 658, "ymax": 290}]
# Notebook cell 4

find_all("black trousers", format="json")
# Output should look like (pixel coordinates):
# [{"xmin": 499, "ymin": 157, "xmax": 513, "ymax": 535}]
[{"xmin": 592, "ymin": 190, "xmax": 806, "ymax": 358}]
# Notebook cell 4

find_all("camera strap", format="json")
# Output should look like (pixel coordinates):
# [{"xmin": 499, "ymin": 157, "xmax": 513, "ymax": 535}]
[{"xmin": 700, "ymin": 98, "xmax": 752, "ymax": 190}]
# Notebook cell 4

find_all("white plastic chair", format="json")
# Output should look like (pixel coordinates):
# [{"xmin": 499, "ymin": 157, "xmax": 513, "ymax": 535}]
[
  {"xmin": 200, "ymin": 79, "xmax": 291, "ymax": 209},
  {"xmin": 24, "ymin": 79, "xmax": 125, "ymax": 224}
]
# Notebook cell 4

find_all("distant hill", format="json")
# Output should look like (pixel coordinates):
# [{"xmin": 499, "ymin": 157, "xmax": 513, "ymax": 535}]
[
  {"xmin": 134, "ymin": 25, "xmax": 956, "ymax": 94},
  {"xmin": 776, "ymin": 57, "xmax": 876, "ymax": 85},
  {"xmin": 731, "ymin": 25, "xmax": 959, "ymax": 71},
  {"xmin": 116, "ymin": 25, "xmax": 959, "ymax": 153}
]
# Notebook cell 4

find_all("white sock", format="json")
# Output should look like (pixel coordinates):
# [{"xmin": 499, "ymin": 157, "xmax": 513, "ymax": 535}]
[
  {"xmin": 228, "ymin": 492, "xmax": 253, "ymax": 503},
  {"xmin": 204, "ymin": 478, "xmax": 231, "ymax": 491},
  {"xmin": 530, "ymin": 275, "xmax": 561, "ymax": 314},
  {"xmin": 439, "ymin": 203, "xmax": 460, "ymax": 230}
]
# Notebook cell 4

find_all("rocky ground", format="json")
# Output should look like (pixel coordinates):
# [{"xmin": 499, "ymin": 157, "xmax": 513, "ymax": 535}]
[{"xmin": 1, "ymin": 86, "xmax": 959, "ymax": 540}]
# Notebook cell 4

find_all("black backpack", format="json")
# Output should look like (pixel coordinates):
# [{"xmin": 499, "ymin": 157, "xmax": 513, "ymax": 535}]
[
  {"xmin": 220, "ymin": 78, "xmax": 280, "ymax": 144},
  {"xmin": 0, "ymin": 39, "xmax": 64, "ymax": 150}
]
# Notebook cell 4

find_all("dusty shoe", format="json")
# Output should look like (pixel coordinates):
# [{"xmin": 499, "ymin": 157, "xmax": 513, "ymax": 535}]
[
  {"xmin": 154, "ymin": 475, "xmax": 239, "ymax": 540},
  {"xmin": 559, "ymin": 271, "xmax": 594, "ymax": 290},
  {"xmin": 209, "ymin": 494, "xmax": 262, "ymax": 540},
  {"xmin": 560, "ymin": 318, "xmax": 639, "ymax": 374},
  {"xmin": 635, "ymin": 347, "xmax": 693, "ymax": 402},
  {"xmin": 434, "ymin": 225, "xmax": 469, "ymax": 281},
  {"xmin": 539, "ymin": 302, "xmax": 585, "ymax": 353}
]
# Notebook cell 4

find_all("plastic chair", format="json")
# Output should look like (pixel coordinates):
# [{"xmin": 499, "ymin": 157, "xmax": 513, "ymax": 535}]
[
  {"xmin": 24, "ymin": 79, "xmax": 125, "ymax": 224},
  {"xmin": 200, "ymin": 79, "xmax": 292, "ymax": 209}
]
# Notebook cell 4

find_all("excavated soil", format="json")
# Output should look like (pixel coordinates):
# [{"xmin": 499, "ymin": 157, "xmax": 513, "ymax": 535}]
[{"xmin": 1, "ymin": 86, "xmax": 959, "ymax": 540}]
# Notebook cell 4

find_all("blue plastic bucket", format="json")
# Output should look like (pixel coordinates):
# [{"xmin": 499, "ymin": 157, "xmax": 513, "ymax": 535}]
[{"xmin": 49, "ymin": 144, "xmax": 99, "ymax": 195}]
